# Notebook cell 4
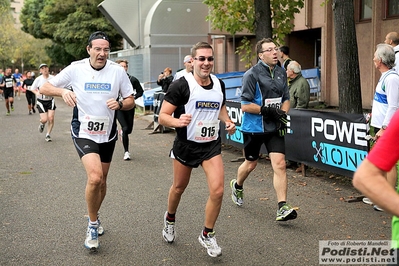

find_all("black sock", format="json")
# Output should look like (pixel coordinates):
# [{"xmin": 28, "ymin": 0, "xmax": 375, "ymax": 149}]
[
  {"xmin": 235, "ymin": 183, "xmax": 243, "ymax": 190},
  {"xmin": 203, "ymin": 227, "xmax": 213, "ymax": 237},
  {"xmin": 278, "ymin": 201, "xmax": 286, "ymax": 209},
  {"xmin": 166, "ymin": 212, "xmax": 175, "ymax": 222}
]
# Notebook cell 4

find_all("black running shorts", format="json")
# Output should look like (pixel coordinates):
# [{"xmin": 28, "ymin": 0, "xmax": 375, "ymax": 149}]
[
  {"xmin": 37, "ymin": 99, "xmax": 56, "ymax": 113},
  {"xmin": 73, "ymin": 138, "xmax": 116, "ymax": 163},
  {"xmin": 170, "ymin": 137, "xmax": 222, "ymax": 168},
  {"xmin": 3, "ymin": 88, "xmax": 13, "ymax": 99},
  {"xmin": 243, "ymin": 132, "xmax": 285, "ymax": 161}
]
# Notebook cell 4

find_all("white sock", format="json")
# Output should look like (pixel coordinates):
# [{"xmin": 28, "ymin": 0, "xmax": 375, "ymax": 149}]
[{"xmin": 89, "ymin": 220, "xmax": 99, "ymax": 227}]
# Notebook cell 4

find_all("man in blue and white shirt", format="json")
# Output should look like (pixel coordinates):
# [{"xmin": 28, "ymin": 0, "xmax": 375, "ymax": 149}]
[
  {"xmin": 40, "ymin": 31, "xmax": 134, "ymax": 251},
  {"xmin": 230, "ymin": 38, "xmax": 297, "ymax": 222}
]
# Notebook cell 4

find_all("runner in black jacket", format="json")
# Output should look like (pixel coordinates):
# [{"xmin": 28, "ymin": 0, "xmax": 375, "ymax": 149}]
[{"xmin": 116, "ymin": 59, "xmax": 144, "ymax": 160}]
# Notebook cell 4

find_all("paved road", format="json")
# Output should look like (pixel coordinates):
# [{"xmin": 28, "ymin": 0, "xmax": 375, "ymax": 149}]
[{"xmin": 0, "ymin": 97, "xmax": 391, "ymax": 265}]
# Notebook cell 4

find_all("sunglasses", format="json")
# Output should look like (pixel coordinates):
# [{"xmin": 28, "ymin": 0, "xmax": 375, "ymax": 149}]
[{"xmin": 194, "ymin": 56, "xmax": 214, "ymax": 62}]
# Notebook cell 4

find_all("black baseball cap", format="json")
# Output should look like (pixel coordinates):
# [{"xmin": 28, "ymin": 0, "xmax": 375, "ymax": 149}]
[{"xmin": 88, "ymin": 31, "xmax": 110, "ymax": 45}]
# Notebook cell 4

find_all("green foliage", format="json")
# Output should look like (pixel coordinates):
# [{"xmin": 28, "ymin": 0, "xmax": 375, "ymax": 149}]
[
  {"xmin": 204, "ymin": 0, "xmax": 304, "ymax": 68},
  {"xmin": 20, "ymin": 0, "xmax": 49, "ymax": 39},
  {"xmin": 45, "ymin": 43, "xmax": 75, "ymax": 68},
  {"xmin": 236, "ymin": 37, "xmax": 254, "ymax": 69},
  {"xmin": 0, "ymin": 0, "xmax": 9, "ymax": 11},
  {"xmin": 321, "ymin": 0, "xmax": 330, "ymax": 7},
  {"xmin": 0, "ymin": 0, "xmax": 50, "ymax": 70},
  {"xmin": 204, "ymin": 0, "xmax": 254, "ymax": 35},
  {"xmin": 20, "ymin": 0, "xmax": 122, "ymax": 66},
  {"xmin": 0, "ymin": 0, "xmax": 14, "ymax": 67},
  {"xmin": 272, "ymin": 0, "xmax": 304, "ymax": 45}
]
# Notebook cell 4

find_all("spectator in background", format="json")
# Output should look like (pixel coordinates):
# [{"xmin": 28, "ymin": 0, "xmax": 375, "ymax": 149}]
[
  {"xmin": 115, "ymin": 59, "xmax": 144, "ymax": 161},
  {"xmin": 157, "ymin": 67, "xmax": 173, "ymax": 93},
  {"xmin": 173, "ymin": 55, "xmax": 193, "ymax": 81},
  {"xmin": 362, "ymin": 43, "xmax": 399, "ymax": 211},
  {"xmin": 286, "ymin": 60, "xmax": 310, "ymax": 172},
  {"xmin": 287, "ymin": 61, "xmax": 310, "ymax": 109},
  {"xmin": 279, "ymin": 46, "xmax": 292, "ymax": 70},
  {"xmin": 384, "ymin": 32, "xmax": 399, "ymax": 74}
]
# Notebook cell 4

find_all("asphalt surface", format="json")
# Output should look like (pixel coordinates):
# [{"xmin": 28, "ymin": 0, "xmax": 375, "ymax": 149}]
[{"xmin": 0, "ymin": 97, "xmax": 392, "ymax": 266}]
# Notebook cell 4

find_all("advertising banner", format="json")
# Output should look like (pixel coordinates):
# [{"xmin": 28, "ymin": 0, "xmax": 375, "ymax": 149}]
[{"xmin": 223, "ymin": 101, "xmax": 369, "ymax": 177}]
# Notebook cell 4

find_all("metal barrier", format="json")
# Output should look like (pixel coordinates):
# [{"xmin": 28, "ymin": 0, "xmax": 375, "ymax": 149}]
[{"xmin": 301, "ymin": 68, "xmax": 321, "ymax": 102}]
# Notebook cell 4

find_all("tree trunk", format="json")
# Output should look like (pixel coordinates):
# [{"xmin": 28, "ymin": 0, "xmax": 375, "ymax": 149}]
[
  {"xmin": 254, "ymin": 0, "xmax": 272, "ymax": 40},
  {"xmin": 333, "ymin": 0, "xmax": 363, "ymax": 113}
]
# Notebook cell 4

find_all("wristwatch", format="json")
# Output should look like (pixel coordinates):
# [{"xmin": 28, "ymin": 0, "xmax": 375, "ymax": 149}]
[
  {"xmin": 382, "ymin": 125, "xmax": 387, "ymax": 130},
  {"xmin": 118, "ymin": 100, "xmax": 123, "ymax": 110}
]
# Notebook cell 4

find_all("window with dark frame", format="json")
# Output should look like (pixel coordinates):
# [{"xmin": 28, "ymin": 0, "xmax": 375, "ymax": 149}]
[
  {"xmin": 360, "ymin": 0, "xmax": 372, "ymax": 20},
  {"xmin": 385, "ymin": 0, "xmax": 399, "ymax": 18}
]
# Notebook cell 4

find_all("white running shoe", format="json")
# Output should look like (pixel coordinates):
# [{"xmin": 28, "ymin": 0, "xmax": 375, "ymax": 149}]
[
  {"xmin": 276, "ymin": 203, "xmax": 297, "ymax": 221},
  {"xmin": 97, "ymin": 214, "xmax": 104, "ymax": 236},
  {"xmin": 230, "ymin": 179, "xmax": 243, "ymax": 206},
  {"xmin": 162, "ymin": 211, "xmax": 175, "ymax": 243},
  {"xmin": 198, "ymin": 231, "xmax": 222, "ymax": 257},
  {"xmin": 362, "ymin": 197, "xmax": 373, "ymax": 205},
  {"xmin": 123, "ymin": 151, "xmax": 131, "ymax": 161},
  {"xmin": 373, "ymin": 205, "xmax": 384, "ymax": 212},
  {"xmin": 84, "ymin": 224, "xmax": 99, "ymax": 250}
]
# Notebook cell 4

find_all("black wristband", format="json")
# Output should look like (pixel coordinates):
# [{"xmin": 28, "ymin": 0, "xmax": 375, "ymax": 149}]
[{"xmin": 118, "ymin": 100, "xmax": 123, "ymax": 110}]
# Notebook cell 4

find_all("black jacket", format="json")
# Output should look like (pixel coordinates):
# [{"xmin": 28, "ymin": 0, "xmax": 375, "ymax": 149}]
[{"xmin": 157, "ymin": 75, "xmax": 173, "ymax": 93}]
